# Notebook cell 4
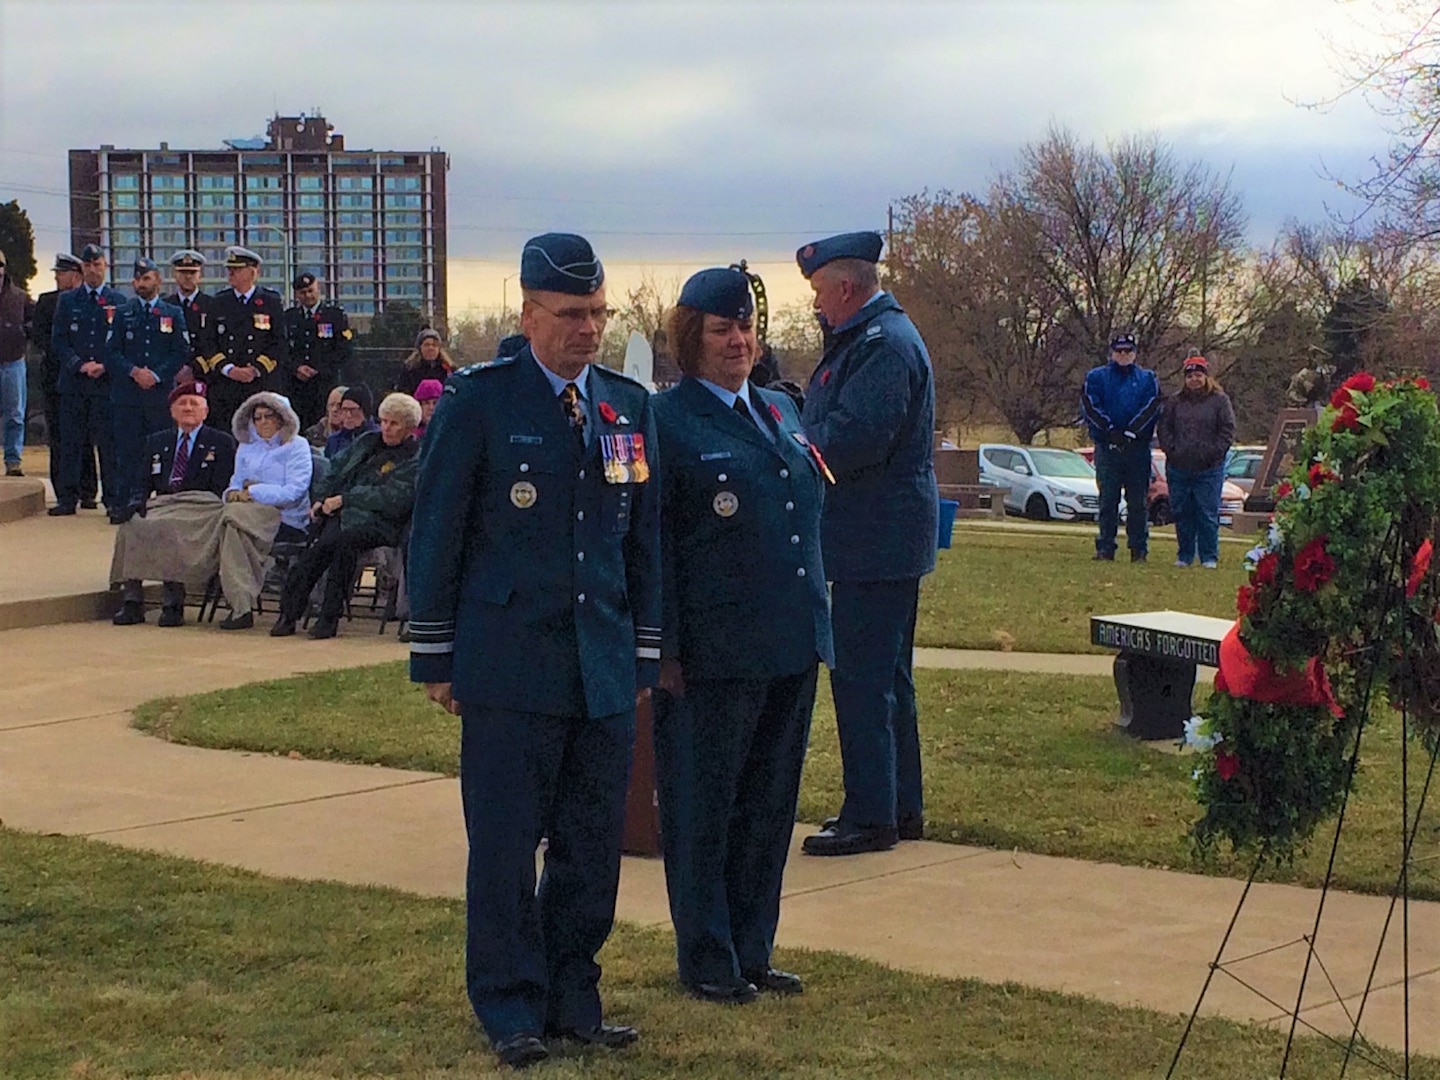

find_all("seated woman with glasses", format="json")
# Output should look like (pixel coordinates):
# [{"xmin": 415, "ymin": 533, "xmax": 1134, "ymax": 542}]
[
  {"xmin": 325, "ymin": 383, "xmax": 378, "ymax": 460},
  {"xmin": 214, "ymin": 392, "xmax": 314, "ymax": 630}
]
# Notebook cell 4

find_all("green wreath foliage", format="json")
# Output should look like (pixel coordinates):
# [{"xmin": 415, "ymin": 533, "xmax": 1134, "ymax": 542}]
[{"xmin": 1192, "ymin": 373, "xmax": 1440, "ymax": 860}]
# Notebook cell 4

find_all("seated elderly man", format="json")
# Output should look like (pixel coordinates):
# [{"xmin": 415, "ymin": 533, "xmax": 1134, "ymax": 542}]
[
  {"xmin": 215, "ymin": 392, "xmax": 314, "ymax": 631},
  {"xmin": 111, "ymin": 384, "xmax": 238, "ymax": 626},
  {"xmin": 271, "ymin": 391, "xmax": 421, "ymax": 640}
]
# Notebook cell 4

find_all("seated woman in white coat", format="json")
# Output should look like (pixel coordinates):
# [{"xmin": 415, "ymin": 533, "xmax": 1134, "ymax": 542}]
[{"xmin": 216, "ymin": 392, "xmax": 313, "ymax": 630}]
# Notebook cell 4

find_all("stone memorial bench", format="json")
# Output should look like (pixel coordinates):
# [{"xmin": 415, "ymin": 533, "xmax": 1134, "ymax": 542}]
[{"xmin": 1089, "ymin": 610, "xmax": 1233, "ymax": 740}]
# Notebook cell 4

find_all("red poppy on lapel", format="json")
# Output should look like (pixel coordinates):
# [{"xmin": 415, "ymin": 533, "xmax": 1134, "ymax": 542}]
[
  {"xmin": 768, "ymin": 403, "xmax": 783, "ymax": 423},
  {"xmin": 820, "ymin": 369, "xmax": 832, "ymax": 386},
  {"xmin": 598, "ymin": 401, "xmax": 618, "ymax": 423}
]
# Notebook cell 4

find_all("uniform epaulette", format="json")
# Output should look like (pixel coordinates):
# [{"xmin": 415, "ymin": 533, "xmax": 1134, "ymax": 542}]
[{"xmin": 456, "ymin": 354, "xmax": 517, "ymax": 378}]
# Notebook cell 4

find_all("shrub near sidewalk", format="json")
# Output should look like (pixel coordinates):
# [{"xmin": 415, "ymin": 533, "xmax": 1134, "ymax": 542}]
[
  {"xmin": 1, "ymin": 828, "xmax": 1424, "ymax": 1080},
  {"xmin": 918, "ymin": 530, "xmax": 1247, "ymax": 653},
  {"xmin": 135, "ymin": 667, "xmax": 1440, "ymax": 899}
]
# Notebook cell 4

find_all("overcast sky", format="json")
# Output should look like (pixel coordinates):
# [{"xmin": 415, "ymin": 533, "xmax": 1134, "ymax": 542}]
[{"xmin": 0, "ymin": 0, "xmax": 1393, "ymax": 310}]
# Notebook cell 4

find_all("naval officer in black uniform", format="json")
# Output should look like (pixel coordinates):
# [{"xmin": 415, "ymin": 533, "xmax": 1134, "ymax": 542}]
[
  {"xmin": 652, "ymin": 267, "xmax": 832, "ymax": 1004},
  {"xmin": 407, "ymin": 233, "xmax": 660, "ymax": 1071},
  {"xmin": 163, "ymin": 249, "xmax": 219, "ymax": 391},
  {"xmin": 796, "ymin": 231, "xmax": 939, "ymax": 857},
  {"xmin": 283, "ymin": 270, "xmax": 352, "ymax": 430},
  {"xmin": 197, "ymin": 246, "xmax": 288, "ymax": 430}
]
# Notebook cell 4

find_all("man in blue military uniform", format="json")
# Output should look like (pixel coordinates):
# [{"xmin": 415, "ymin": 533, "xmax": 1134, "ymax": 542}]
[
  {"xmin": 282, "ymin": 270, "xmax": 352, "ymax": 430},
  {"xmin": 50, "ymin": 245, "xmax": 123, "ymax": 519},
  {"xmin": 796, "ymin": 231, "xmax": 939, "ymax": 857},
  {"xmin": 105, "ymin": 257, "xmax": 190, "ymax": 521},
  {"xmin": 408, "ymin": 233, "xmax": 660, "ymax": 1070},
  {"xmin": 198, "ymin": 247, "xmax": 289, "ymax": 430},
  {"xmin": 652, "ymin": 267, "xmax": 832, "ymax": 1004},
  {"xmin": 163, "ymin": 249, "xmax": 218, "ymax": 391},
  {"xmin": 1081, "ymin": 332, "xmax": 1161, "ymax": 562},
  {"xmin": 31, "ymin": 254, "xmax": 96, "ymax": 505}
]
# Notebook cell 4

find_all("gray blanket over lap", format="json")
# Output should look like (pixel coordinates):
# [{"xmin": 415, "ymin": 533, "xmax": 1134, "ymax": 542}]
[{"xmin": 109, "ymin": 491, "xmax": 225, "ymax": 587}]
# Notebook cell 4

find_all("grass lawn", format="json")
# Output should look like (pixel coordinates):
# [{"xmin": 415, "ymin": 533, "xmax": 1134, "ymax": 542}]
[
  {"xmin": 2, "ymin": 827, "xmax": 1430, "ymax": 1080},
  {"xmin": 135, "ymin": 666, "xmax": 1440, "ymax": 900},
  {"xmin": 917, "ymin": 528, "xmax": 1248, "ymax": 652}
]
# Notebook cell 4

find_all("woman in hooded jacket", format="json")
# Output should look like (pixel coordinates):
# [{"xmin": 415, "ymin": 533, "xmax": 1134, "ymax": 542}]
[{"xmin": 216, "ymin": 391, "xmax": 314, "ymax": 630}]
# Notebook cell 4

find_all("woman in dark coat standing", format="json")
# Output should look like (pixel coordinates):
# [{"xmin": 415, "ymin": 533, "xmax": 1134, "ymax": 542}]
[
  {"xmin": 651, "ymin": 267, "xmax": 832, "ymax": 1005},
  {"xmin": 1157, "ymin": 356, "xmax": 1235, "ymax": 568},
  {"xmin": 392, "ymin": 328, "xmax": 454, "ymax": 396}
]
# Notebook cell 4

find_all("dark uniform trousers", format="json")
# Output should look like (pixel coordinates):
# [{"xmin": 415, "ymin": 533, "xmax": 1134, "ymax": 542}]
[
  {"xmin": 459, "ymin": 705, "xmax": 635, "ymax": 1040},
  {"xmin": 58, "ymin": 395, "xmax": 114, "ymax": 509},
  {"xmin": 111, "ymin": 400, "xmax": 173, "ymax": 512},
  {"xmin": 655, "ymin": 669, "xmax": 816, "ymax": 985},
  {"xmin": 45, "ymin": 383, "xmax": 95, "ymax": 498},
  {"xmin": 830, "ymin": 578, "xmax": 924, "ymax": 829}
]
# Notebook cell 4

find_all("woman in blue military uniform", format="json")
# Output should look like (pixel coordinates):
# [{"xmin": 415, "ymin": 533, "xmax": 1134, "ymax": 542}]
[{"xmin": 652, "ymin": 267, "xmax": 833, "ymax": 1005}]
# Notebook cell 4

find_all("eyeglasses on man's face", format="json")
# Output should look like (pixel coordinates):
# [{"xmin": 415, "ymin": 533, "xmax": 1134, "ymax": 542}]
[{"xmin": 529, "ymin": 300, "xmax": 616, "ymax": 326}]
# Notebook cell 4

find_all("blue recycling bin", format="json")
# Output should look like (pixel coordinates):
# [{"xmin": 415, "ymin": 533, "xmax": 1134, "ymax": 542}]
[{"xmin": 937, "ymin": 498, "xmax": 959, "ymax": 549}]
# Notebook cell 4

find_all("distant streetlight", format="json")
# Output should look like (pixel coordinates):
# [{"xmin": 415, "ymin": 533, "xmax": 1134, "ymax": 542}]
[
  {"xmin": 502, "ymin": 272, "xmax": 518, "ymax": 314},
  {"xmin": 245, "ymin": 220, "xmax": 294, "ymax": 298}
]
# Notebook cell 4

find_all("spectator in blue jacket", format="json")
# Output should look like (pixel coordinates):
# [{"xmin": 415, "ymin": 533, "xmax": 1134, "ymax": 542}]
[{"xmin": 1081, "ymin": 332, "xmax": 1161, "ymax": 562}]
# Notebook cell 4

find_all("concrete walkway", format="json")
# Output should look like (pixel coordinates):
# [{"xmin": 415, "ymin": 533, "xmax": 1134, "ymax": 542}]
[{"xmin": 1, "ymin": 616, "xmax": 1433, "ymax": 1058}]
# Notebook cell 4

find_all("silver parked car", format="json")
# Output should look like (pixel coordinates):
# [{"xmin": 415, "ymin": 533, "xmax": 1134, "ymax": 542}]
[{"xmin": 978, "ymin": 444, "xmax": 1101, "ymax": 521}]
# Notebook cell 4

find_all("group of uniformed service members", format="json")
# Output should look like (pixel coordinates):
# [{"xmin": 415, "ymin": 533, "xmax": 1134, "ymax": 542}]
[
  {"xmin": 34, "ymin": 244, "xmax": 351, "ymax": 522},
  {"xmin": 407, "ymin": 230, "xmax": 938, "ymax": 1069}
]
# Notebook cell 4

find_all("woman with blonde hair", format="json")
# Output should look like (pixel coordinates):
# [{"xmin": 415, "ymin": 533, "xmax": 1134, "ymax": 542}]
[
  {"xmin": 392, "ymin": 328, "xmax": 454, "ymax": 396},
  {"xmin": 1157, "ymin": 356, "xmax": 1235, "ymax": 569}
]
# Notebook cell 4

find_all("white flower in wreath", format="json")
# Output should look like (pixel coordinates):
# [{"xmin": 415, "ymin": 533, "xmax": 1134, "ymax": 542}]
[{"xmin": 1183, "ymin": 715, "xmax": 1222, "ymax": 752}]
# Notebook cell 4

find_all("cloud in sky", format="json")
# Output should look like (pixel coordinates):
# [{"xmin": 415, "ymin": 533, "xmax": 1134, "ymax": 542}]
[{"xmin": 0, "ymin": 0, "xmax": 1396, "ymax": 308}]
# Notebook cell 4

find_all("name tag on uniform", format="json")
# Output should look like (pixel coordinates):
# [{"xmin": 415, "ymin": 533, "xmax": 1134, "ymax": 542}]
[
  {"xmin": 151, "ymin": 459, "xmax": 162, "ymax": 475},
  {"xmin": 253, "ymin": 313, "xmax": 271, "ymax": 330},
  {"xmin": 317, "ymin": 323, "xmax": 333, "ymax": 339},
  {"xmin": 509, "ymin": 434, "xmax": 543, "ymax": 445},
  {"xmin": 699, "ymin": 451, "xmax": 732, "ymax": 462},
  {"xmin": 159, "ymin": 316, "xmax": 174, "ymax": 333},
  {"xmin": 600, "ymin": 433, "xmax": 649, "ymax": 484}
]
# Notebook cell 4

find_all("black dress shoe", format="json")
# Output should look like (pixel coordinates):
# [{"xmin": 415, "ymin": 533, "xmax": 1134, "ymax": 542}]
[
  {"xmin": 219, "ymin": 611, "xmax": 253, "ymax": 631},
  {"xmin": 493, "ymin": 1033, "xmax": 548, "ymax": 1069},
  {"xmin": 47, "ymin": 504, "xmax": 77, "ymax": 516},
  {"xmin": 157, "ymin": 606, "xmax": 185, "ymax": 628},
  {"xmin": 5, "ymin": 464, "xmax": 23, "ymax": 476},
  {"xmin": 546, "ymin": 1022, "xmax": 639, "ymax": 1048},
  {"xmin": 1092, "ymin": 551, "xmax": 1115, "ymax": 561},
  {"xmin": 80, "ymin": 499, "xmax": 99, "ymax": 510},
  {"xmin": 801, "ymin": 822, "xmax": 899, "ymax": 857},
  {"xmin": 307, "ymin": 616, "xmax": 338, "ymax": 639},
  {"xmin": 823, "ymin": 814, "xmax": 924, "ymax": 841},
  {"xmin": 743, "ymin": 967, "xmax": 803, "ymax": 995},
  {"xmin": 1130, "ymin": 550, "xmax": 1147, "ymax": 563},
  {"xmin": 270, "ymin": 616, "xmax": 297, "ymax": 637},
  {"xmin": 107, "ymin": 508, "xmax": 132, "ymax": 525},
  {"xmin": 685, "ymin": 978, "xmax": 758, "ymax": 1004},
  {"xmin": 112, "ymin": 601, "xmax": 145, "ymax": 626}
]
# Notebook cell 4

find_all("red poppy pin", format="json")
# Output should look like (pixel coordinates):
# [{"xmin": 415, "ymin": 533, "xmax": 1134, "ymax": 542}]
[
  {"xmin": 598, "ymin": 401, "xmax": 618, "ymax": 423},
  {"xmin": 820, "ymin": 369, "xmax": 832, "ymax": 386},
  {"xmin": 254, "ymin": 297, "xmax": 264, "ymax": 308},
  {"xmin": 768, "ymin": 403, "xmax": 783, "ymax": 423}
]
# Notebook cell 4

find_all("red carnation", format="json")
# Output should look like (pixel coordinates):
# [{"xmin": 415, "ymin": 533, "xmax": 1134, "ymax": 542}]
[
  {"xmin": 768, "ymin": 402, "xmax": 783, "ymax": 423},
  {"xmin": 1417, "ymin": 377, "xmax": 1432, "ymax": 391},
  {"xmin": 1236, "ymin": 584, "xmax": 1259, "ymax": 616},
  {"xmin": 1342, "ymin": 371, "xmax": 1376, "ymax": 394},
  {"xmin": 1330, "ymin": 386, "xmax": 1351, "ymax": 409},
  {"xmin": 1253, "ymin": 551, "xmax": 1279, "ymax": 587},
  {"xmin": 1215, "ymin": 751, "xmax": 1240, "ymax": 781},
  {"xmin": 1275, "ymin": 480, "xmax": 1293, "ymax": 498},
  {"xmin": 598, "ymin": 401, "xmax": 618, "ymax": 423},
  {"xmin": 1308, "ymin": 462, "xmax": 1337, "ymax": 487},
  {"xmin": 1332, "ymin": 404, "xmax": 1361, "ymax": 433},
  {"xmin": 1408, "ymin": 539, "xmax": 1433, "ymax": 598},
  {"xmin": 1294, "ymin": 536, "xmax": 1337, "ymax": 592}
]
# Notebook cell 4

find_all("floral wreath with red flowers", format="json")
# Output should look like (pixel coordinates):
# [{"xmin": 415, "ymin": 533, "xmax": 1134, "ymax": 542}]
[{"xmin": 1191, "ymin": 372, "xmax": 1440, "ymax": 860}]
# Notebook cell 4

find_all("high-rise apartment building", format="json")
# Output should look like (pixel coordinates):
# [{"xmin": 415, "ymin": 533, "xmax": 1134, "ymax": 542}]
[{"xmin": 68, "ymin": 113, "xmax": 448, "ymax": 328}]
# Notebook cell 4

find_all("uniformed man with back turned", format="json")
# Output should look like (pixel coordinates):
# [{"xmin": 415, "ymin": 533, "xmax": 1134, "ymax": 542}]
[
  {"xmin": 795, "ymin": 230, "xmax": 939, "ymax": 858},
  {"xmin": 198, "ymin": 246, "xmax": 288, "ymax": 429},
  {"xmin": 408, "ymin": 232, "xmax": 660, "ymax": 1071}
]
